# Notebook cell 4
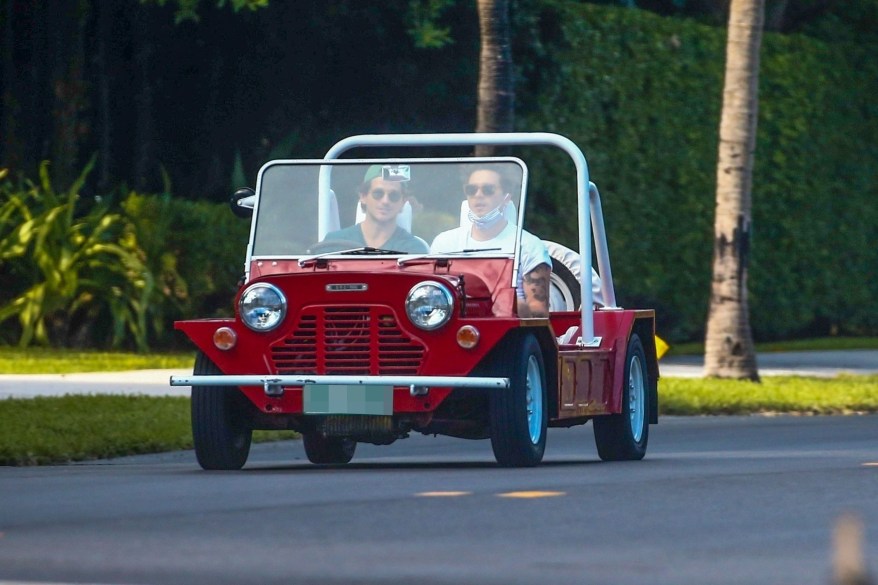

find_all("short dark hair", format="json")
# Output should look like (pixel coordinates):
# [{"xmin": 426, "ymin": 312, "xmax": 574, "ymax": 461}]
[
  {"xmin": 359, "ymin": 175, "xmax": 409, "ymax": 196},
  {"xmin": 460, "ymin": 164, "xmax": 515, "ymax": 194}
]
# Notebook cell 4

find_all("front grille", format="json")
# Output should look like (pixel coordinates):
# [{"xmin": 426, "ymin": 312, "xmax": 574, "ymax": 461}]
[
  {"xmin": 318, "ymin": 415, "xmax": 394, "ymax": 437},
  {"xmin": 270, "ymin": 306, "xmax": 425, "ymax": 375}
]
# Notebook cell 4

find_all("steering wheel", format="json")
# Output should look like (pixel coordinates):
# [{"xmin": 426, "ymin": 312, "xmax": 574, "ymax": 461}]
[{"xmin": 306, "ymin": 239, "xmax": 364, "ymax": 254}]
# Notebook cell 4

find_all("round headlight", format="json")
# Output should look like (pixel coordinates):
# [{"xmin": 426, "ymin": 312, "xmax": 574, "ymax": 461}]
[
  {"xmin": 406, "ymin": 281, "xmax": 454, "ymax": 331},
  {"xmin": 239, "ymin": 283, "xmax": 287, "ymax": 332}
]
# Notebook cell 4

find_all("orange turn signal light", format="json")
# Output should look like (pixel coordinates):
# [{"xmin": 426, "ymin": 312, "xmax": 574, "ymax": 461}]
[
  {"xmin": 456, "ymin": 325, "xmax": 480, "ymax": 349},
  {"xmin": 213, "ymin": 326, "xmax": 237, "ymax": 350}
]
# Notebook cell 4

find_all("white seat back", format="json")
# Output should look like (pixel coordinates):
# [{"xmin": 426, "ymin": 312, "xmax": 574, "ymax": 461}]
[{"xmin": 327, "ymin": 190, "xmax": 340, "ymax": 232}]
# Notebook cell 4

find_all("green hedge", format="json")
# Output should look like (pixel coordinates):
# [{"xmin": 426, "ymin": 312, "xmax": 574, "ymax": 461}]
[{"xmin": 519, "ymin": 1, "xmax": 878, "ymax": 342}]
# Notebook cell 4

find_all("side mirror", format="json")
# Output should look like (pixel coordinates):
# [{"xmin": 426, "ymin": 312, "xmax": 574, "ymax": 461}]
[{"xmin": 230, "ymin": 187, "xmax": 255, "ymax": 219}]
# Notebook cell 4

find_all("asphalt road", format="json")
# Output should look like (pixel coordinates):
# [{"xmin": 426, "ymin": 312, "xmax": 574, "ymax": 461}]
[{"xmin": 1, "ymin": 416, "xmax": 876, "ymax": 585}]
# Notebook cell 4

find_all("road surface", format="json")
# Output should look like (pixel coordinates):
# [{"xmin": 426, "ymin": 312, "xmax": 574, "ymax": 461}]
[{"xmin": 0, "ymin": 416, "xmax": 876, "ymax": 585}]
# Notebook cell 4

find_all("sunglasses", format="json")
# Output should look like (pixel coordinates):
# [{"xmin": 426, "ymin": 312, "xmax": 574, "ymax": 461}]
[
  {"xmin": 369, "ymin": 188, "xmax": 403, "ymax": 203},
  {"xmin": 464, "ymin": 183, "xmax": 500, "ymax": 197}
]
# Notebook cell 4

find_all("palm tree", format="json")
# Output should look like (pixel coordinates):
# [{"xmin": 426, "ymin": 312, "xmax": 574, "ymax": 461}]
[
  {"xmin": 704, "ymin": 0, "xmax": 764, "ymax": 380},
  {"xmin": 474, "ymin": 0, "xmax": 513, "ymax": 157}
]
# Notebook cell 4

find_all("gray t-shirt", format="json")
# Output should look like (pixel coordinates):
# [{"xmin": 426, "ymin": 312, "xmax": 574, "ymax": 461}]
[{"xmin": 324, "ymin": 224, "xmax": 428, "ymax": 253}]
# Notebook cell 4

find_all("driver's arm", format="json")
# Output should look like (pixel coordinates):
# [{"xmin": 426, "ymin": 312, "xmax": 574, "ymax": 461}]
[{"xmin": 518, "ymin": 262, "xmax": 551, "ymax": 318}]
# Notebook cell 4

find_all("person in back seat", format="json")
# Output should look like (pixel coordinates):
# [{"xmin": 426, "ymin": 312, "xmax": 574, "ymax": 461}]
[
  {"xmin": 430, "ymin": 166, "xmax": 551, "ymax": 317},
  {"xmin": 323, "ymin": 165, "xmax": 428, "ymax": 253}
]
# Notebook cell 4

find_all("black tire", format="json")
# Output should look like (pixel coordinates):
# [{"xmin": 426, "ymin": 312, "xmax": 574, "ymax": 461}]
[
  {"xmin": 302, "ymin": 432, "xmax": 357, "ymax": 464},
  {"xmin": 489, "ymin": 334, "xmax": 548, "ymax": 467},
  {"xmin": 593, "ymin": 334, "xmax": 650, "ymax": 461},
  {"xmin": 549, "ymin": 257, "xmax": 581, "ymax": 311},
  {"xmin": 191, "ymin": 351, "xmax": 253, "ymax": 470}
]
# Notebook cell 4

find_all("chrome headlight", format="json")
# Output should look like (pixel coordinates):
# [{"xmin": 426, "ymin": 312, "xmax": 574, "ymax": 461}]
[
  {"xmin": 239, "ymin": 283, "xmax": 287, "ymax": 332},
  {"xmin": 406, "ymin": 281, "xmax": 454, "ymax": 331}
]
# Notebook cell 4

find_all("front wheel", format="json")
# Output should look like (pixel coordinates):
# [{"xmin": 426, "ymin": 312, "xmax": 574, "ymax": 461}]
[
  {"xmin": 593, "ymin": 333, "xmax": 650, "ymax": 461},
  {"xmin": 489, "ymin": 334, "xmax": 548, "ymax": 467},
  {"xmin": 302, "ymin": 432, "xmax": 357, "ymax": 464},
  {"xmin": 191, "ymin": 351, "xmax": 253, "ymax": 470}
]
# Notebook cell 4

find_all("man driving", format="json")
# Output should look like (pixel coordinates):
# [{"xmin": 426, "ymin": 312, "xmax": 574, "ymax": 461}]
[{"xmin": 323, "ymin": 165, "xmax": 428, "ymax": 253}]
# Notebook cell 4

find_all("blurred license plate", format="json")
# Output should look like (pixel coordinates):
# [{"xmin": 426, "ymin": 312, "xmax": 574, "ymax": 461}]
[{"xmin": 303, "ymin": 384, "xmax": 394, "ymax": 415}]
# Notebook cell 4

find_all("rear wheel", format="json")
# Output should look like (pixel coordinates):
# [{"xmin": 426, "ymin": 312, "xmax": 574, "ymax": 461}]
[
  {"xmin": 302, "ymin": 433, "xmax": 357, "ymax": 464},
  {"xmin": 489, "ymin": 334, "xmax": 547, "ymax": 467},
  {"xmin": 593, "ymin": 334, "xmax": 650, "ymax": 461},
  {"xmin": 191, "ymin": 351, "xmax": 253, "ymax": 470}
]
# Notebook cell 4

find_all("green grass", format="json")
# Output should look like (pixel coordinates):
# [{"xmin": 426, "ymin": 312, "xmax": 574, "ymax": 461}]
[
  {"xmin": 1, "ymin": 376, "xmax": 876, "ymax": 465},
  {"xmin": 660, "ymin": 375, "xmax": 878, "ymax": 415},
  {"xmin": 0, "ymin": 347, "xmax": 194, "ymax": 374},
  {"xmin": 0, "ymin": 395, "xmax": 297, "ymax": 466},
  {"xmin": 1, "ymin": 342, "xmax": 874, "ymax": 465},
  {"xmin": 667, "ymin": 336, "xmax": 878, "ymax": 356}
]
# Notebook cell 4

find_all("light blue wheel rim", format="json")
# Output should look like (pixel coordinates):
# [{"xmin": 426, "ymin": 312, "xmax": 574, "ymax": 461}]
[
  {"xmin": 628, "ymin": 355, "xmax": 645, "ymax": 442},
  {"xmin": 526, "ymin": 355, "xmax": 544, "ymax": 444}
]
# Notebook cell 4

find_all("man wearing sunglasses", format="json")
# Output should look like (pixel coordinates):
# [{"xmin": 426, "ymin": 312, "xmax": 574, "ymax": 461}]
[
  {"xmin": 430, "ymin": 167, "xmax": 552, "ymax": 318},
  {"xmin": 323, "ymin": 165, "xmax": 429, "ymax": 253}
]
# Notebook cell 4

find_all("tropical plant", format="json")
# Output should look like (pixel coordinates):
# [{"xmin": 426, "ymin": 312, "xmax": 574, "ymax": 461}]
[{"xmin": 0, "ymin": 159, "xmax": 155, "ymax": 351}]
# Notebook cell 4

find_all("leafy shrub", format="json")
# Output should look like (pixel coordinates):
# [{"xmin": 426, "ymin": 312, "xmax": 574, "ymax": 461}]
[
  {"xmin": 0, "ymin": 159, "xmax": 249, "ymax": 351},
  {"xmin": 0, "ymin": 160, "xmax": 155, "ymax": 350}
]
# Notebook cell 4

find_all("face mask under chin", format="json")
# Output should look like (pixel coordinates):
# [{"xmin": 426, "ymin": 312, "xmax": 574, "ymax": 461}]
[{"xmin": 468, "ymin": 205, "xmax": 506, "ymax": 228}]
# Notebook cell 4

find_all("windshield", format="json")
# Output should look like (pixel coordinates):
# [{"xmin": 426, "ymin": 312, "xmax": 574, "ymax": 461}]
[{"xmin": 250, "ymin": 158, "xmax": 528, "ymax": 258}]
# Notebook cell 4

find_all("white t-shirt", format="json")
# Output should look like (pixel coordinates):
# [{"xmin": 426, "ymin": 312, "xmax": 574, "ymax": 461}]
[{"xmin": 430, "ymin": 222, "xmax": 551, "ymax": 298}]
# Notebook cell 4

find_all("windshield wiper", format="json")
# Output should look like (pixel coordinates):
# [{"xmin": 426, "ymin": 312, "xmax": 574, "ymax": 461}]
[
  {"xmin": 397, "ymin": 248, "xmax": 503, "ymax": 266},
  {"xmin": 298, "ymin": 247, "xmax": 408, "ymax": 267},
  {"xmin": 346, "ymin": 246, "xmax": 407, "ymax": 255}
]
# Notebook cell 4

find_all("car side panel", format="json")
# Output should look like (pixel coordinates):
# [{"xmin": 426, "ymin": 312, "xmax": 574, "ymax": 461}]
[{"xmin": 549, "ymin": 309, "xmax": 655, "ymax": 420}]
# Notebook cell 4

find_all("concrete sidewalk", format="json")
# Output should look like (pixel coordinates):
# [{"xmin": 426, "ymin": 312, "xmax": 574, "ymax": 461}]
[
  {"xmin": 1, "ymin": 350, "xmax": 875, "ymax": 399},
  {"xmin": 0, "ymin": 369, "xmax": 191, "ymax": 399}
]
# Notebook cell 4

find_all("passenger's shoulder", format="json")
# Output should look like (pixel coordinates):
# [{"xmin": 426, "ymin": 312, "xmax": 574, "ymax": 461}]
[
  {"xmin": 519, "ymin": 228, "xmax": 545, "ymax": 247},
  {"xmin": 430, "ymin": 227, "xmax": 462, "ymax": 249},
  {"xmin": 519, "ymin": 229, "xmax": 552, "ymax": 264}
]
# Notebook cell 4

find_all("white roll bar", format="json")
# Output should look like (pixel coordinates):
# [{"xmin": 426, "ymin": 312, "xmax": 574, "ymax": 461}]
[{"xmin": 321, "ymin": 132, "xmax": 616, "ymax": 344}]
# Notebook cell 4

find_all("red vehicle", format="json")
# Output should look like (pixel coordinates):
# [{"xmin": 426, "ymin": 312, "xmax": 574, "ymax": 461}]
[{"xmin": 171, "ymin": 132, "xmax": 659, "ymax": 470}]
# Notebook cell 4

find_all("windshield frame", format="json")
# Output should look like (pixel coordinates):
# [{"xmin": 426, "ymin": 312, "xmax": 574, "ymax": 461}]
[{"xmin": 246, "ymin": 157, "xmax": 530, "ymax": 269}]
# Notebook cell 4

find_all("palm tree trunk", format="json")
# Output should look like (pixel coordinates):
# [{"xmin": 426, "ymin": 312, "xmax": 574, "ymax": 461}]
[
  {"xmin": 474, "ymin": 0, "xmax": 513, "ymax": 157},
  {"xmin": 704, "ymin": 0, "xmax": 764, "ymax": 380}
]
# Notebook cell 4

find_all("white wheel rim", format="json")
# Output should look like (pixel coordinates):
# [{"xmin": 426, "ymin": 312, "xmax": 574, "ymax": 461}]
[
  {"xmin": 526, "ymin": 355, "xmax": 544, "ymax": 444},
  {"xmin": 628, "ymin": 355, "xmax": 645, "ymax": 442}
]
